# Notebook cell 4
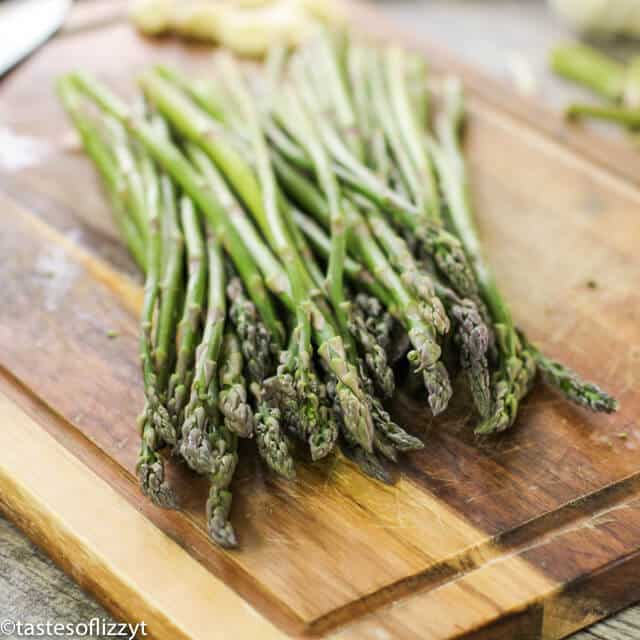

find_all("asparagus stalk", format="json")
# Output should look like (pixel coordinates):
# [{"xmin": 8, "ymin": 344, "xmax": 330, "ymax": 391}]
[
  {"xmin": 206, "ymin": 486, "xmax": 236, "ymax": 548},
  {"xmin": 292, "ymin": 207, "xmax": 392, "ymax": 304},
  {"xmin": 57, "ymin": 78, "xmax": 146, "ymax": 269},
  {"xmin": 180, "ymin": 234, "xmax": 229, "ymax": 475},
  {"xmin": 151, "ymin": 175, "xmax": 184, "ymax": 447},
  {"xmin": 187, "ymin": 143, "xmax": 292, "ymax": 319},
  {"xmin": 365, "ymin": 205, "xmax": 449, "ymax": 336},
  {"xmin": 254, "ymin": 399, "xmax": 295, "ymax": 480},
  {"xmin": 312, "ymin": 29, "xmax": 364, "ymax": 160},
  {"xmin": 167, "ymin": 196, "xmax": 207, "ymax": 429},
  {"xmin": 528, "ymin": 344, "xmax": 618, "ymax": 414},
  {"xmin": 135, "ymin": 140, "xmax": 175, "ymax": 507},
  {"xmin": 105, "ymin": 117, "xmax": 150, "ymax": 245},
  {"xmin": 434, "ymin": 282, "xmax": 491, "ymax": 418},
  {"xmin": 136, "ymin": 170, "xmax": 175, "ymax": 507},
  {"xmin": 348, "ymin": 296, "xmax": 395, "ymax": 398},
  {"xmin": 346, "ymin": 42, "xmax": 373, "ymax": 161},
  {"xmin": 366, "ymin": 47, "xmax": 426, "ymax": 214},
  {"xmin": 550, "ymin": 44, "xmax": 626, "ymax": 101},
  {"xmin": 567, "ymin": 103, "xmax": 640, "ymax": 128},
  {"xmin": 281, "ymin": 79, "xmax": 350, "ymax": 334},
  {"xmin": 383, "ymin": 45, "xmax": 440, "ymax": 221}
]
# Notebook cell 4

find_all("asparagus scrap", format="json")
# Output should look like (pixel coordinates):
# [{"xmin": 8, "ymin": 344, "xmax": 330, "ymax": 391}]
[
  {"xmin": 551, "ymin": 43, "xmax": 640, "ymax": 131},
  {"xmin": 59, "ymin": 29, "xmax": 619, "ymax": 548}
]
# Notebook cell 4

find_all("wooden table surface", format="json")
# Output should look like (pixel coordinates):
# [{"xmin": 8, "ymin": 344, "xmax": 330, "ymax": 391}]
[{"xmin": 1, "ymin": 1, "xmax": 639, "ymax": 639}]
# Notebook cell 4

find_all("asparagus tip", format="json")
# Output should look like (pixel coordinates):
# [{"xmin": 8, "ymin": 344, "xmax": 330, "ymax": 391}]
[{"xmin": 138, "ymin": 459, "xmax": 178, "ymax": 509}]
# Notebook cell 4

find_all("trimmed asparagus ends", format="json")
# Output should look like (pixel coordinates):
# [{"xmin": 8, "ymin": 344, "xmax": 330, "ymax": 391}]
[{"xmin": 60, "ymin": 30, "xmax": 618, "ymax": 548}]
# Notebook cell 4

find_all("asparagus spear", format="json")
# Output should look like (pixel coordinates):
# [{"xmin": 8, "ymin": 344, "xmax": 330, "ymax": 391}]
[
  {"xmin": 365, "ymin": 205, "xmax": 449, "ymax": 336},
  {"xmin": 383, "ymin": 46, "xmax": 441, "ymax": 223},
  {"xmin": 179, "ymin": 234, "xmax": 233, "ymax": 480},
  {"xmin": 280, "ymin": 78, "xmax": 350, "ymax": 334},
  {"xmin": 366, "ymin": 47, "xmax": 426, "ymax": 215},
  {"xmin": 254, "ymin": 399, "xmax": 295, "ymax": 480},
  {"xmin": 348, "ymin": 295, "xmax": 395, "ymax": 398},
  {"xmin": 528, "ymin": 343, "xmax": 618, "ymax": 414},
  {"xmin": 292, "ymin": 206, "xmax": 392, "ymax": 304},
  {"xmin": 151, "ymin": 175, "xmax": 185, "ymax": 446},
  {"xmin": 352, "ymin": 293, "xmax": 395, "ymax": 361},
  {"xmin": 347, "ymin": 199, "xmax": 452, "ymax": 415},
  {"xmin": 105, "ymin": 117, "xmax": 150, "ymax": 245},
  {"xmin": 167, "ymin": 196, "xmax": 207, "ymax": 429},
  {"xmin": 136, "ymin": 144, "xmax": 176, "ymax": 506},
  {"xmin": 57, "ymin": 78, "xmax": 145, "ymax": 269},
  {"xmin": 206, "ymin": 486, "xmax": 236, "ymax": 548},
  {"xmin": 187, "ymin": 144, "xmax": 291, "ymax": 323},
  {"xmin": 311, "ymin": 28, "xmax": 364, "ymax": 160}
]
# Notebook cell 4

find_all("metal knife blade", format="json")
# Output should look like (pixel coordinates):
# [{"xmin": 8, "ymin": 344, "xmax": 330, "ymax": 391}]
[{"xmin": 0, "ymin": 0, "xmax": 71, "ymax": 77}]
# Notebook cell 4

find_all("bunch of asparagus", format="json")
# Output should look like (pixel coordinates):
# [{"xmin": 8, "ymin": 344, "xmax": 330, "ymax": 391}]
[{"xmin": 58, "ymin": 30, "xmax": 617, "ymax": 548}]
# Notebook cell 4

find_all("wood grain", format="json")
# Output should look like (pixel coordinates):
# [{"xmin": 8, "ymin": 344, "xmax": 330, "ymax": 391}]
[{"xmin": 0, "ymin": 4, "xmax": 639, "ymax": 639}]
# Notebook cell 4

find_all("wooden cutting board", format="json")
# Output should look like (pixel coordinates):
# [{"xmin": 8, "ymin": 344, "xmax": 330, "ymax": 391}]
[{"xmin": 1, "ymin": 3, "xmax": 639, "ymax": 639}]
